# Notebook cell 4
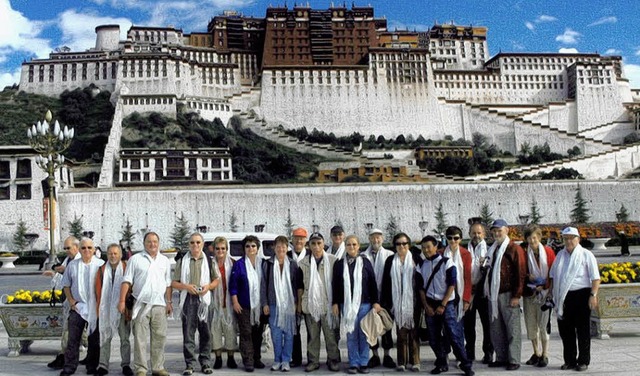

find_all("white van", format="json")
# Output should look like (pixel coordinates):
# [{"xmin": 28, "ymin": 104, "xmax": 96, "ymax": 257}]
[{"xmin": 201, "ymin": 232, "xmax": 280, "ymax": 260}]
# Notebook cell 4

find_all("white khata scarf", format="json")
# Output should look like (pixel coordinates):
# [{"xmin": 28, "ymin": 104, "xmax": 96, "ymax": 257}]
[
  {"xmin": 552, "ymin": 245, "xmax": 586, "ymax": 319},
  {"xmin": 132, "ymin": 252, "xmax": 168, "ymax": 320},
  {"xmin": 341, "ymin": 256, "xmax": 363, "ymax": 334},
  {"xmin": 292, "ymin": 247, "xmax": 307, "ymax": 263},
  {"xmin": 76, "ymin": 257, "xmax": 103, "ymax": 334},
  {"xmin": 444, "ymin": 246, "xmax": 465, "ymax": 321},
  {"xmin": 527, "ymin": 243, "xmax": 549, "ymax": 289},
  {"xmin": 468, "ymin": 240, "xmax": 487, "ymax": 285},
  {"xmin": 308, "ymin": 254, "xmax": 334, "ymax": 326},
  {"xmin": 245, "ymin": 256, "xmax": 262, "ymax": 325},
  {"xmin": 212, "ymin": 255, "xmax": 234, "ymax": 326},
  {"xmin": 332, "ymin": 242, "xmax": 346, "ymax": 260},
  {"xmin": 485, "ymin": 236, "xmax": 510, "ymax": 320},
  {"xmin": 179, "ymin": 252, "xmax": 212, "ymax": 321},
  {"xmin": 99, "ymin": 262, "xmax": 124, "ymax": 346},
  {"xmin": 391, "ymin": 253, "xmax": 415, "ymax": 329},
  {"xmin": 363, "ymin": 246, "xmax": 392, "ymax": 299},
  {"xmin": 273, "ymin": 257, "xmax": 296, "ymax": 334}
]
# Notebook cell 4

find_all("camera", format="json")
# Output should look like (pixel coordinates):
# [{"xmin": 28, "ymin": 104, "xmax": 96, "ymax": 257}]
[
  {"xmin": 541, "ymin": 297, "xmax": 555, "ymax": 312},
  {"xmin": 196, "ymin": 286, "xmax": 203, "ymax": 293}
]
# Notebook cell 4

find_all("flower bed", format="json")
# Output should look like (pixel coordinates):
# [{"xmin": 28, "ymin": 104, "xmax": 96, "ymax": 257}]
[{"xmin": 4, "ymin": 289, "xmax": 64, "ymax": 304}]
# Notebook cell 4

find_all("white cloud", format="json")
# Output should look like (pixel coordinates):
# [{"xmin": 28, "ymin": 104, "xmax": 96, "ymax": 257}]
[
  {"xmin": 511, "ymin": 41, "xmax": 525, "ymax": 51},
  {"xmin": 0, "ymin": 67, "xmax": 21, "ymax": 89},
  {"xmin": 536, "ymin": 15, "xmax": 557, "ymax": 23},
  {"xmin": 559, "ymin": 48, "xmax": 579, "ymax": 54},
  {"xmin": 604, "ymin": 48, "xmax": 621, "ymax": 55},
  {"xmin": 624, "ymin": 64, "xmax": 640, "ymax": 89},
  {"xmin": 635, "ymin": 48, "xmax": 640, "ymax": 56},
  {"xmin": 525, "ymin": 21, "xmax": 534, "ymax": 31},
  {"xmin": 555, "ymin": 28, "xmax": 581, "ymax": 44},
  {"xmin": 588, "ymin": 16, "xmax": 617, "ymax": 27},
  {"xmin": 0, "ymin": 0, "xmax": 52, "ymax": 61},
  {"xmin": 58, "ymin": 10, "xmax": 132, "ymax": 51}
]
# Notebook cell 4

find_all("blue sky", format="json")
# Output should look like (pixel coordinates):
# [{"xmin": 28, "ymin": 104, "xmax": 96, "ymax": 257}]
[{"xmin": 2, "ymin": 0, "xmax": 640, "ymax": 89}]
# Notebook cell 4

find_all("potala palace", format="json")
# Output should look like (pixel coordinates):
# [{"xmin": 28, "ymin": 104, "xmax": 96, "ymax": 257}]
[{"xmin": 6, "ymin": 4, "xmax": 640, "ymax": 250}]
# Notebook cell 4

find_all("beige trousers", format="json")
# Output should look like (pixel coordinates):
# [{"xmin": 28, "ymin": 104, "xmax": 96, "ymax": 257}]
[{"xmin": 132, "ymin": 304, "xmax": 167, "ymax": 373}]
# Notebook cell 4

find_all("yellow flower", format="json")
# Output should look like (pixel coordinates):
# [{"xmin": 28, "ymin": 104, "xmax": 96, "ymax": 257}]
[{"xmin": 6, "ymin": 296, "xmax": 14, "ymax": 303}]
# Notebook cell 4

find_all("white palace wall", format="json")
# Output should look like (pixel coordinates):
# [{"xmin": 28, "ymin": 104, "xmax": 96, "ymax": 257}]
[{"xmin": 57, "ymin": 180, "xmax": 640, "ymax": 251}]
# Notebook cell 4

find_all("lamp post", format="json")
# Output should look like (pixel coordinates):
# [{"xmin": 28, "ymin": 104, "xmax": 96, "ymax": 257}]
[{"xmin": 27, "ymin": 110, "xmax": 74, "ymax": 267}]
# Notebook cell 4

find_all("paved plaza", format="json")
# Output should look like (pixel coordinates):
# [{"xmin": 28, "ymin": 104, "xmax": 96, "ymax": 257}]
[{"xmin": 1, "ymin": 247, "xmax": 639, "ymax": 375}]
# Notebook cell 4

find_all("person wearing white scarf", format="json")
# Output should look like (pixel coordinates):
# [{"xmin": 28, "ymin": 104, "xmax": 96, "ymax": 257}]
[
  {"xmin": 95, "ymin": 244, "xmax": 132, "ymax": 376},
  {"xmin": 360, "ymin": 229, "xmax": 395, "ymax": 368},
  {"xmin": 549, "ymin": 227, "xmax": 600, "ymax": 372},
  {"xmin": 463, "ymin": 223, "xmax": 493, "ymax": 364},
  {"xmin": 261, "ymin": 236, "xmax": 298, "ymax": 371},
  {"xmin": 208, "ymin": 237, "xmax": 238, "ymax": 370},
  {"xmin": 118, "ymin": 232, "xmax": 173, "ymax": 376},
  {"xmin": 329, "ymin": 226, "xmax": 346, "ymax": 260},
  {"xmin": 229, "ymin": 235, "xmax": 266, "ymax": 372},
  {"xmin": 298, "ymin": 232, "xmax": 340, "ymax": 372},
  {"xmin": 171, "ymin": 233, "xmax": 219, "ymax": 375},
  {"xmin": 286, "ymin": 227, "xmax": 308, "ymax": 367},
  {"xmin": 331, "ymin": 235, "xmax": 381, "ymax": 373},
  {"xmin": 381, "ymin": 233, "xmax": 420, "ymax": 371},
  {"xmin": 484, "ymin": 220, "xmax": 526, "ymax": 370},
  {"xmin": 442, "ymin": 226, "xmax": 473, "ymax": 322},
  {"xmin": 522, "ymin": 226, "xmax": 556, "ymax": 368},
  {"xmin": 61, "ymin": 238, "xmax": 104, "ymax": 375}
]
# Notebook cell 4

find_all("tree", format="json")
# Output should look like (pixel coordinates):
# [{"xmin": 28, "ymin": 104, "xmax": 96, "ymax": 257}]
[
  {"xmin": 170, "ymin": 213, "xmax": 191, "ymax": 252},
  {"xmin": 284, "ymin": 210, "xmax": 295, "ymax": 239},
  {"xmin": 68, "ymin": 215, "xmax": 84, "ymax": 239},
  {"xmin": 120, "ymin": 218, "xmax": 136, "ymax": 247},
  {"xmin": 616, "ymin": 204, "xmax": 630, "ymax": 223},
  {"xmin": 433, "ymin": 203, "xmax": 448, "ymax": 235},
  {"xmin": 12, "ymin": 220, "xmax": 30, "ymax": 254},
  {"xmin": 529, "ymin": 198, "xmax": 543, "ymax": 225},
  {"xmin": 229, "ymin": 211, "xmax": 239, "ymax": 233},
  {"xmin": 385, "ymin": 215, "xmax": 400, "ymax": 242},
  {"xmin": 479, "ymin": 204, "xmax": 494, "ymax": 227},
  {"xmin": 570, "ymin": 186, "xmax": 590, "ymax": 223}
]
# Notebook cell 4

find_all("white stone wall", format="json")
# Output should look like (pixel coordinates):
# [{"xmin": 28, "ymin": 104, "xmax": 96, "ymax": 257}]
[
  {"xmin": 20, "ymin": 58, "xmax": 118, "ymax": 96},
  {"xmin": 55, "ymin": 180, "xmax": 640, "ymax": 251},
  {"xmin": 578, "ymin": 122, "xmax": 635, "ymax": 144}
]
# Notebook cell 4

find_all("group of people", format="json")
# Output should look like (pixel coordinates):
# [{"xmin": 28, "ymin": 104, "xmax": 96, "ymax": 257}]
[{"xmin": 42, "ymin": 219, "xmax": 600, "ymax": 376}]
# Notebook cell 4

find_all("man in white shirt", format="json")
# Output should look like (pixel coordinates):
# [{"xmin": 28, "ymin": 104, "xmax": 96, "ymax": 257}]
[
  {"xmin": 118, "ymin": 232, "xmax": 173, "ymax": 376},
  {"xmin": 60, "ymin": 238, "xmax": 104, "ymax": 376},
  {"xmin": 549, "ymin": 227, "xmax": 600, "ymax": 372}
]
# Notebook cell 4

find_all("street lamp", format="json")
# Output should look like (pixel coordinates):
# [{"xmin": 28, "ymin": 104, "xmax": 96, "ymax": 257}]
[{"xmin": 27, "ymin": 110, "xmax": 74, "ymax": 267}]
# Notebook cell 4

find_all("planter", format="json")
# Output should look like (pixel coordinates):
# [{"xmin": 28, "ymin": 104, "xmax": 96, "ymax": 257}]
[
  {"xmin": 0, "ymin": 256, "xmax": 19, "ymax": 269},
  {"xmin": 0, "ymin": 302, "xmax": 64, "ymax": 356},
  {"xmin": 162, "ymin": 252, "xmax": 177, "ymax": 266},
  {"xmin": 591, "ymin": 282, "xmax": 640, "ymax": 339},
  {"xmin": 590, "ymin": 238, "xmax": 611, "ymax": 253}
]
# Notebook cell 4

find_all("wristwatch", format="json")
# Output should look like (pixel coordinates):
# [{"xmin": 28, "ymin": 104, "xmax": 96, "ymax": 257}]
[{"xmin": 589, "ymin": 292, "xmax": 597, "ymax": 297}]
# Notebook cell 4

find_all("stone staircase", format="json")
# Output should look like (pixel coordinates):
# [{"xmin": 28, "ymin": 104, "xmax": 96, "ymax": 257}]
[{"xmin": 97, "ymin": 99, "xmax": 124, "ymax": 188}]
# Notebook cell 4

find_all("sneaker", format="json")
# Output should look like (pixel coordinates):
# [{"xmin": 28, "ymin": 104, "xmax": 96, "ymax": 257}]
[
  {"xmin": 281, "ymin": 362, "xmax": 290, "ymax": 372},
  {"xmin": 396, "ymin": 365, "xmax": 406, "ymax": 372},
  {"xmin": 537, "ymin": 356, "xmax": 549, "ymax": 368},
  {"xmin": 48, "ymin": 355, "xmax": 65, "ymax": 370},
  {"xmin": 213, "ymin": 357, "xmax": 222, "ymax": 369},
  {"xmin": 357, "ymin": 366, "xmax": 370, "ymax": 374},
  {"xmin": 367, "ymin": 355, "xmax": 381, "ymax": 368},
  {"xmin": 348, "ymin": 367, "xmax": 358, "ymax": 374},
  {"xmin": 305, "ymin": 363, "xmax": 319, "ymax": 373},
  {"xmin": 182, "ymin": 367, "xmax": 194, "ymax": 376},
  {"xmin": 202, "ymin": 365, "xmax": 214, "ymax": 375},
  {"xmin": 525, "ymin": 354, "xmax": 540, "ymax": 366},
  {"xmin": 271, "ymin": 363, "xmax": 282, "ymax": 371},
  {"xmin": 228, "ymin": 357, "xmax": 238, "ymax": 369},
  {"xmin": 122, "ymin": 366, "xmax": 134, "ymax": 376},
  {"xmin": 410, "ymin": 364, "xmax": 420, "ymax": 372},
  {"xmin": 383, "ymin": 355, "xmax": 397, "ymax": 369},
  {"xmin": 576, "ymin": 364, "xmax": 588, "ymax": 372}
]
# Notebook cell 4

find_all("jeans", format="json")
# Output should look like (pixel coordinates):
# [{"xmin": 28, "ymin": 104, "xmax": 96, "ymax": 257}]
[
  {"xmin": 269, "ymin": 305, "xmax": 294, "ymax": 363},
  {"xmin": 181, "ymin": 294, "xmax": 212, "ymax": 368},
  {"xmin": 346, "ymin": 303, "xmax": 371, "ymax": 367},
  {"xmin": 426, "ymin": 300, "xmax": 472, "ymax": 370},
  {"xmin": 63, "ymin": 310, "xmax": 100, "ymax": 374}
]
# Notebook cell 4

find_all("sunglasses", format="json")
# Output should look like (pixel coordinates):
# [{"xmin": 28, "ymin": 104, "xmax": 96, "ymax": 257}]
[
  {"xmin": 63, "ymin": 247, "xmax": 72, "ymax": 250},
  {"xmin": 446, "ymin": 236, "xmax": 461, "ymax": 241}
]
